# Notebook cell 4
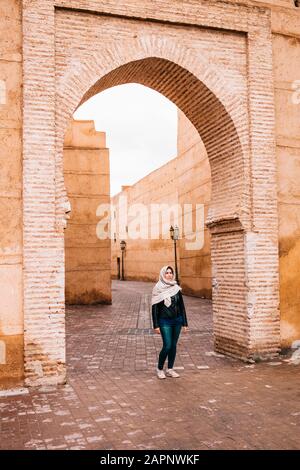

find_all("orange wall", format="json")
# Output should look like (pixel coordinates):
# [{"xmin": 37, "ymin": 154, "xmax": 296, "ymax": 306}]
[{"xmin": 0, "ymin": 0, "xmax": 23, "ymax": 389}]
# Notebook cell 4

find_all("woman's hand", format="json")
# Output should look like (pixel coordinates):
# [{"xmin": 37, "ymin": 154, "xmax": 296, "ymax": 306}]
[
  {"xmin": 182, "ymin": 326, "xmax": 189, "ymax": 332},
  {"xmin": 154, "ymin": 328, "xmax": 160, "ymax": 334}
]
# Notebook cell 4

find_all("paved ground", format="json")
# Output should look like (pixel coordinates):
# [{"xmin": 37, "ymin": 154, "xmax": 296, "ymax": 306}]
[{"xmin": 0, "ymin": 280, "xmax": 300, "ymax": 450}]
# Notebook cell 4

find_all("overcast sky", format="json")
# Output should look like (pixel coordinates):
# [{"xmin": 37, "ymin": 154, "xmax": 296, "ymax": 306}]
[{"xmin": 73, "ymin": 84, "xmax": 178, "ymax": 196}]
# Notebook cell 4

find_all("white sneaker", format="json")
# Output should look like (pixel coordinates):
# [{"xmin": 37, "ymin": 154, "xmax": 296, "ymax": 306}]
[
  {"xmin": 166, "ymin": 368, "xmax": 180, "ymax": 378},
  {"xmin": 156, "ymin": 368, "xmax": 166, "ymax": 379}
]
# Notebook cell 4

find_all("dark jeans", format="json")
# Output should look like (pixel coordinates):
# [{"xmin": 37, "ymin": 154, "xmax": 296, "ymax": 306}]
[{"xmin": 158, "ymin": 323, "xmax": 182, "ymax": 370}]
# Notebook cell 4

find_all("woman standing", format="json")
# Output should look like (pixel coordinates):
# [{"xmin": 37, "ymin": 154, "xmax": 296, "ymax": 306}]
[{"xmin": 151, "ymin": 265, "xmax": 188, "ymax": 379}]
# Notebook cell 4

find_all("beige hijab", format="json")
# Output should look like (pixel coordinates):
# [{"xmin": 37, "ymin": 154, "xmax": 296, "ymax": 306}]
[{"xmin": 151, "ymin": 265, "xmax": 181, "ymax": 307}]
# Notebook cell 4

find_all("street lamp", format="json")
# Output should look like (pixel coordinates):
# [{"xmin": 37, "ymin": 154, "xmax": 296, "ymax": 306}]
[
  {"xmin": 169, "ymin": 225, "xmax": 179, "ymax": 284},
  {"xmin": 120, "ymin": 240, "xmax": 126, "ymax": 281}
]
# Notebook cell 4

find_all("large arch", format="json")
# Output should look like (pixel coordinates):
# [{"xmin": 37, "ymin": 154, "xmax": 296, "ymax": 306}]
[{"xmin": 22, "ymin": 1, "xmax": 280, "ymax": 386}]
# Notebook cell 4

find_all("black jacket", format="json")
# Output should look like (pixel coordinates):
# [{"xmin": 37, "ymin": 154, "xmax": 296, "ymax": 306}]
[{"xmin": 152, "ymin": 290, "xmax": 188, "ymax": 329}]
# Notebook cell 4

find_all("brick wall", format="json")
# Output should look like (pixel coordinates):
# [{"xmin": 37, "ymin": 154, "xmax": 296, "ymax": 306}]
[
  {"xmin": 111, "ymin": 156, "xmax": 178, "ymax": 284},
  {"xmin": 64, "ymin": 119, "xmax": 111, "ymax": 305},
  {"xmin": 12, "ymin": 0, "xmax": 296, "ymax": 386}
]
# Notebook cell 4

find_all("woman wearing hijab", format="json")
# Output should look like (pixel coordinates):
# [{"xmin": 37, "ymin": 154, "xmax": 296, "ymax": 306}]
[{"xmin": 151, "ymin": 265, "xmax": 188, "ymax": 379}]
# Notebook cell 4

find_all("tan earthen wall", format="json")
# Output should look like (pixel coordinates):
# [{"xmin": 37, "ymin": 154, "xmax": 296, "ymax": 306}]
[
  {"xmin": 1, "ymin": 0, "xmax": 299, "ymax": 387},
  {"xmin": 21, "ymin": 0, "xmax": 282, "ymax": 383},
  {"xmin": 111, "ymin": 110, "xmax": 211, "ymax": 299},
  {"xmin": 64, "ymin": 120, "xmax": 111, "ymax": 305},
  {"xmin": 0, "ymin": 0, "xmax": 23, "ymax": 388},
  {"xmin": 177, "ymin": 111, "xmax": 212, "ymax": 298},
  {"xmin": 111, "ymin": 158, "xmax": 179, "ymax": 283}
]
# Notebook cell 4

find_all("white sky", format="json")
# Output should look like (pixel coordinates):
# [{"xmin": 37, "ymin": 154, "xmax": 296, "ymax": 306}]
[{"xmin": 73, "ymin": 84, "xmax": 178, "ymax": 196}]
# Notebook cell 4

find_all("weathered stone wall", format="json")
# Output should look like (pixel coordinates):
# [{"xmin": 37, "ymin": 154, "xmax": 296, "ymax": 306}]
[
  {"xmin": 0, "ymin": 0, "xmax": 23, "ymax": 388},
  {"xmin": 64, "ymin": 120, "xmax": 111, "ymax": 305},
  {"xmin": 21, "ymin": 0, "xmax": 282, "ymax": 382},
  {"xmin": 111, "ymin": 110, "xmax": 211, "ymax": 299}
]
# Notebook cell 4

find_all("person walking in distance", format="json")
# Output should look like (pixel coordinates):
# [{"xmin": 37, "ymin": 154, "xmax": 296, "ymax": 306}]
[{"xmin": 151, "ymin": 265, "xmax": 188, "ymax": 379}]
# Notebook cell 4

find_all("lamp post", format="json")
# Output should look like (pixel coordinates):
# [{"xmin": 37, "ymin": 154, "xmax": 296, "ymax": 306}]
[
  {"xmin": 120, "ymin": 240, "xmax": 126, "ymax": 281},
  {"xmin": 169, "ymin": 225, "xmax": 179, "ymax": 284}
]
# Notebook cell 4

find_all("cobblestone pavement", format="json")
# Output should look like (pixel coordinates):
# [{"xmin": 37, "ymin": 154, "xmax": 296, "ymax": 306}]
[{"xmin": 0, "ymin": 280, "xmax": 300, "ymax": 450}]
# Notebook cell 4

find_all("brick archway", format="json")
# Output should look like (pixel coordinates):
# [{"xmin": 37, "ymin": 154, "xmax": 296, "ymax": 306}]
[
  {"xmin": 56, "ymin": 50, "xmax": 249, "ymax": 228},
  {"xmin": 23, "ymin": 1, "xmax": 280, "ymax": 386}
]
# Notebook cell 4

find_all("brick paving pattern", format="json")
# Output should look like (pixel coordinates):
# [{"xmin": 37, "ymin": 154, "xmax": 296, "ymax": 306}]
[{"xmin": 0, "ymin": 280, "xmax": 299, "ymax": 450}]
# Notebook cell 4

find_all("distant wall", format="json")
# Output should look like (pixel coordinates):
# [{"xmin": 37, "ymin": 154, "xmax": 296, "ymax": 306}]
[
  {"xmin": 64, "ymin": 120, "xmax": 111, "ymax": 304},
  {"xmin": 273, "ymin": 33, "xmax": 300, "ymax": 346},
  {"xmin": 111, "ymin": 160, "xmax": 178, "ymax": 283},
  {"xmin": 177, "ymin": 111, "xmax": 212, "ymax": 298}
]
